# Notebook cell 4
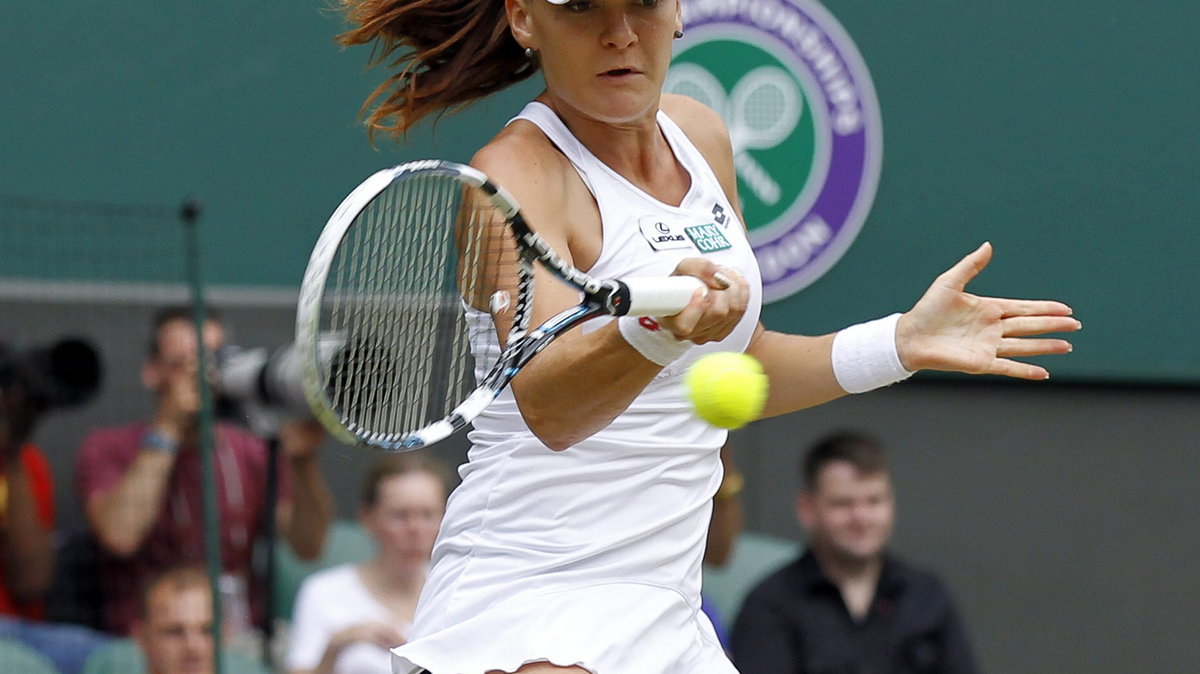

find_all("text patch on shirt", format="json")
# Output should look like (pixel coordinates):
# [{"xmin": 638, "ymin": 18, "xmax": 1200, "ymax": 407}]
[
  {"xmin": 638, "ymin": 216, "xmax": 693, "ymax": 251},
  {"xmin": 685, "ymin": 224, "xmax": 732, "ymax": 252}
]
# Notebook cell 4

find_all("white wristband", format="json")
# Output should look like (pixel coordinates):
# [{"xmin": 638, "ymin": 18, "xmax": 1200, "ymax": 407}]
[
  {"xmin": 831, "ymin": 313, "xmax": 915, "ymax": 394},
  {"xmin": 617, "ymin": 315, "xmax": 691, "ymax": 367}
]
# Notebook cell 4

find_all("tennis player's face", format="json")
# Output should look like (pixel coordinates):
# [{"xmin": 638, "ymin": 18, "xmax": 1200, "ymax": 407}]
[
  {"xmin": 519, "ymin": 0, "xmax": 682, "ymax": 122},
  {"xmin": 800, "ymin": 462, "xmax": 895, "ymax": 564},
  {"xmin": 362, "ymin": 472, "xmax": 446, "ymax": 570}
]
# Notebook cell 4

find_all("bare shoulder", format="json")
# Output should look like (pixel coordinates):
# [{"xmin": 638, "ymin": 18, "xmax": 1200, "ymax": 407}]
[
  {"xmin": 471, "ymin": 121, "xmax": 573, "ymax": 211},
  {"xmin": 660, "ymin": 93, "xmax": 733, "ymax": 162}
]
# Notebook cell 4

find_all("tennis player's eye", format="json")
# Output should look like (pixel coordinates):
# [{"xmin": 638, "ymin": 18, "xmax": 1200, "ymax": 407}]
[{"xmin": 564, "ymin": 0, "xmax": 593, "ymax": 12}]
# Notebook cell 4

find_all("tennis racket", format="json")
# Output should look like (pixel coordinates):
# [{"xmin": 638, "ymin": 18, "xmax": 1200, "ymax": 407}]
[{"xmin": 296, "ymin": 160, "xmax": 705, "ymax": 451}]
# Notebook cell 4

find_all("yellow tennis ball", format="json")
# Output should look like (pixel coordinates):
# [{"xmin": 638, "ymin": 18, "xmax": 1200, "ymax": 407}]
[{"xmin": 685, "ymin": 352, "xmax": 768, "ymax": 429}]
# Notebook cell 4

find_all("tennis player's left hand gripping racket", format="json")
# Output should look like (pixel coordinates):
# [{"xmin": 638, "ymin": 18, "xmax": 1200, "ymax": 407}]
[{"xmin": 296, "ymin": 160, "xmax": 704, "ymax": 451}]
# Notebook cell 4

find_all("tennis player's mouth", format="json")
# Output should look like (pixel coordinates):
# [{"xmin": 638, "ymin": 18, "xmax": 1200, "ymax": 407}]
[{"xmin": 599, "ymin": 68, "xmax": 641, "ymax": 79}]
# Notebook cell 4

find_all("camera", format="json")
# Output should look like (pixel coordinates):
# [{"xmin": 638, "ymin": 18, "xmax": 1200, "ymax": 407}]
[
  {"xmin": 0, "ymin": 338, "xmax": 103, "ymax": 412},
  {"xmin": 215, "ymin": 336, "xmax": 344, "ymax": 422},
  {"xmin": 216, "ymin": 343, "xmax": 311, "ymax": 420}
]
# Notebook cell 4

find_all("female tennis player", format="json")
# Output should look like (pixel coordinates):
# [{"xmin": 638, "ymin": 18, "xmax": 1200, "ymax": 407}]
[{"xmin": 336, "ymin": 0, "xmax": 1079, "ymax": 672}]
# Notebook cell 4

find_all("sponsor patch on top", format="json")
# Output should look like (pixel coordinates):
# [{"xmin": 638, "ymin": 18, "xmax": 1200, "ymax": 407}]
[
  {"xmin": 638, "ymin": 216, "xmax": 693, "ymax": 251},
  {"xmin": 685, "ymin": 224, "xmax": 732, "ymax": 252}
]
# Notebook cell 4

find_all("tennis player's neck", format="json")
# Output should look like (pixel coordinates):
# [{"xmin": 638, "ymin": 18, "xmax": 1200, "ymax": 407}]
[{"xmin": 546, "ymin": 100, "xmax": 689, "ymax": 206}]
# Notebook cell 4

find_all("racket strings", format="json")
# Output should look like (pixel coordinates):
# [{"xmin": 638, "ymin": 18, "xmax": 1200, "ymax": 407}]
[
  {"xmin": 341, "ymin": 188, "xmax": 388, "ymax": 434},
  {"xmin": 370, "ymin": 180, "xmax": 413, "ymax": 433},
  {"xmin": 455, "ymin": 185, "xmax": 524, "ymax": 355},
  {"xmin": 319, "ymin": 172, "xmax": 524, "ymax": 442}
]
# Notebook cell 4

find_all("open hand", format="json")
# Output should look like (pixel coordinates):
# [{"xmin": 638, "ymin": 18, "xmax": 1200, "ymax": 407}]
[{"xmin": 896, "ymin": 242, "xmax": 1081, "ymax": 380}]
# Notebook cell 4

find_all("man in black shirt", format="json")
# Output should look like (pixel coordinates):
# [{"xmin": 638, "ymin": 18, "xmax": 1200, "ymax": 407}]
[{"xmin": 731, "ymin": 431, "xmax": 977, "ymax": 674}]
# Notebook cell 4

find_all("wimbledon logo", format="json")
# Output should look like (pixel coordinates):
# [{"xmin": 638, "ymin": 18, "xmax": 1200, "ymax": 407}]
[{"xmin": 668, "ymin": 0, "xmax": 882, "ymax": 303}]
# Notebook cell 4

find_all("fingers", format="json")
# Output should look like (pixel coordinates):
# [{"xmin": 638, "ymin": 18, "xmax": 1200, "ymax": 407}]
[
  {"xmin": 998, "ymin": 337, "xmax": 1074, "ymax": 358},
  {"xmin": 673, "ymin": 258, "xmax": 732, "ymax": 291},
  {"xmin": 985, "ymin": 333, "xmax": 1075, "ymax": 379},
  {"xmin": 1000, "ymin": 314, "xmax": 1082, "ymax": 337},
  {"xmin": 989, "ymin": 358, "xmax": 1051, "ymax": 381},
  {"xmin": 662, "ymin": 261, "xmax": 749, "ymax": 344},
  {"xmin": 989, "ymin": 297, "xmax": 1075, "ymax": 319},
  {"xmin": 936, "ymin": 242, "xmax": 993, "ymax": 291}
]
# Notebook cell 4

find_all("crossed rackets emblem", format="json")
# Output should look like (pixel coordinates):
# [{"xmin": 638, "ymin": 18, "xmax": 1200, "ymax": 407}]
[{"xmin": 665, "ymin": 64, "xmax": 803, "ymax": 207}]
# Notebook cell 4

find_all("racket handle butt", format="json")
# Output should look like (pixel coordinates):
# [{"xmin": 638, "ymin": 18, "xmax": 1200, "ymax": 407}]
[{"xmin": 619, "ymin": 276, "xmax": 707, "ymax": 317}]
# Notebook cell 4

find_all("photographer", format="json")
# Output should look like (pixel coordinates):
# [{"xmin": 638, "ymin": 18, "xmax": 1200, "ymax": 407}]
[{"xmin": 76, "ymin": 306, "xmax": 334, "ymax": 635}]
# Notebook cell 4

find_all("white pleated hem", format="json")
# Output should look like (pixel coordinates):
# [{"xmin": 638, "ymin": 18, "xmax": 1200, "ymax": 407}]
[{"xmin": 391, "ymin": 583, "xmax": 733, "ymax": 674}]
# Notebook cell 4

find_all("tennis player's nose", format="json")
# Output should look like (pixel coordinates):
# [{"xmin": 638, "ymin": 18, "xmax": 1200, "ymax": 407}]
[{"xmin": 600, "ymin": 10, "xmax": 637, "ymax": 49}]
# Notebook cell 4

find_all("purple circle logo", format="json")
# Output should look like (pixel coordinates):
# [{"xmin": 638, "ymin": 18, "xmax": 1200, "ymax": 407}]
[{"xmin": 669, "ymin": 0, "xmax": 882, "ymax": 303}]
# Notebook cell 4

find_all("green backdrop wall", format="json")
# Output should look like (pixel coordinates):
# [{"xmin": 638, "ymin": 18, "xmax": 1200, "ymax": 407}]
[{"xmin": 2, "ymin": 1, "xmax": 1197, "ymax": 384}]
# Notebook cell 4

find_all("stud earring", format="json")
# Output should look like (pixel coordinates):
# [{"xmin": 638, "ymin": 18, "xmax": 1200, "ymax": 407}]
[
  {"xmin": 525, "ymin": 47, "xmax": 534, "ymax": 58},
  {"xmin": 673, "ymin": 29, "xmax": 684, "ymax": 39}
]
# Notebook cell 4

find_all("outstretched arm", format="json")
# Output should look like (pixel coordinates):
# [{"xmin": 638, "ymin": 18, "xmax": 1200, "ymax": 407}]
[
  {"xmin": 670, "ymin": 95, "xmax": 1078, "ymax": 412},
  {"xmin": 667, "ymin": 96, "xmax": 1078, "ymax": 413}
]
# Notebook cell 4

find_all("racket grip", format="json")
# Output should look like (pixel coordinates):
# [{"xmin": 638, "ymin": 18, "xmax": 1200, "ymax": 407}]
[{"xmin": 619, "ymin": 276, "xmax": 707, "ymax": 316}]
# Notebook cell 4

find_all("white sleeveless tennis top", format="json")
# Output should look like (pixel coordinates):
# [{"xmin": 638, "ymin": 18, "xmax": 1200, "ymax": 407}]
[{"xmin": 392, "ymin": 101, "xmax": 762, "ymax": 674}]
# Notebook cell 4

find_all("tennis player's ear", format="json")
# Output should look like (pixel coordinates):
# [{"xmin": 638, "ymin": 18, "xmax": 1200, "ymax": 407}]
[{"xmin": 506, "ymin": 0, "xmax": 535, "ymax": 50}]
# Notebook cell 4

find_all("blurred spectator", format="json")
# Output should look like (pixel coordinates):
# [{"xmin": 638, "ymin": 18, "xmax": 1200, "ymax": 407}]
[
  {"xmin": 133, "ymin": 565, "xmax": 215, "ymax": 674},
  {"xmin": 286, "ymin": 453, "xmax": 450, "ymax": 674},
  {"xmin": 77, "ymin": 306, "xmax": 333, "ymax": 634},
  {"xmin": 732, "ymin": 431, "xmax": 978, "ymax": 674}
]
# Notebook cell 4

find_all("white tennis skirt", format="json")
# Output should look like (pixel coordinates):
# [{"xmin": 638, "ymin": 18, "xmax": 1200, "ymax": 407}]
[{"xmin": 391, "ymin": 582, "xmax": 737, "ymax": 674}]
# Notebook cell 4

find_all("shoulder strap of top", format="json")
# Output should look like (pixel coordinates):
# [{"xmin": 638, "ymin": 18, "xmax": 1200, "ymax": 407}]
[
  {"xmin": 508, "ymin": 101, "xmax": 598, "ymax": 180},
  {"xmin": 655, "ymin": 109, "xmax": 725, "ymax": 196}
]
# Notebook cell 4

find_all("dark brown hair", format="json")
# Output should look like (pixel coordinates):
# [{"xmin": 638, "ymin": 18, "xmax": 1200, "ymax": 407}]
[
  {"xmin": 801, "ymin": 430, "xmax": 888, "ymax": 490},
  {"xmin": 360, "ymin": 452, "xmax": 454, "ymax": 507},
  {"xmin": 337, "ymin": 0, "xmax": 538, "ymax": 138}
]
